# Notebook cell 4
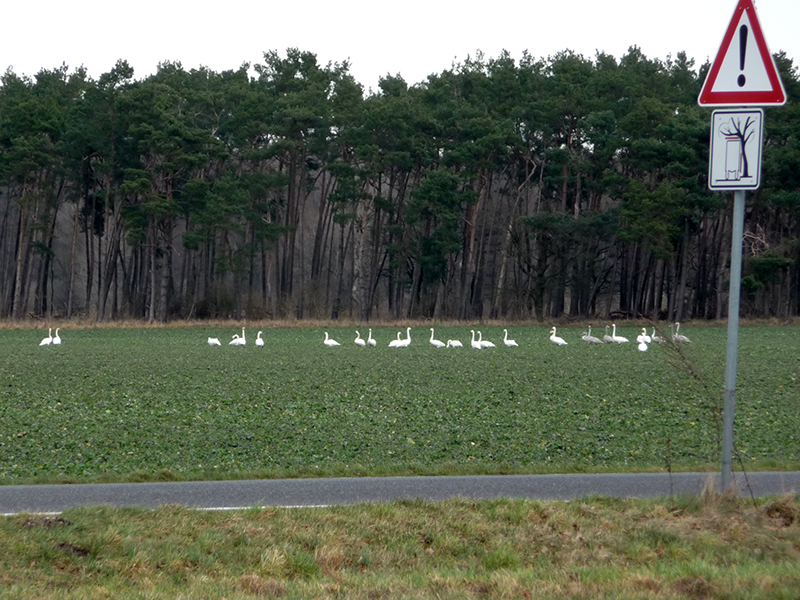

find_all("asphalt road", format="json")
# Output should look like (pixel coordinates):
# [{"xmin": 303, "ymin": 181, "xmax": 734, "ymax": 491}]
[{"xmin": 1, "ymin": 471, "xmax": 799, "ymax": 514}]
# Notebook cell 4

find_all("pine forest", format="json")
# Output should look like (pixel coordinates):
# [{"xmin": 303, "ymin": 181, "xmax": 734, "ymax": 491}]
[{"xmin": 1, "ymin": 47, "xmax": 799, "ymax": 323}]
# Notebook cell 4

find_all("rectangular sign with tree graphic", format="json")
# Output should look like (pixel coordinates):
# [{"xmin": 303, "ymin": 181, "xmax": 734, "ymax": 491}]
[{"xmin": 708, "ymin": 108, "xmax": 763, "ymax": 190}]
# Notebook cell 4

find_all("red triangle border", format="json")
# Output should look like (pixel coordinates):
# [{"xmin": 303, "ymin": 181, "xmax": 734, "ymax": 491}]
[{"xmin": 698, "ymin": 0, "xmax": 786, "ymax": 106}]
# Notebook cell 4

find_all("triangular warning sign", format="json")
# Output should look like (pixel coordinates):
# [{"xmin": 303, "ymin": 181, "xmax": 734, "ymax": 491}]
[{"xmin": 698, "ymin": 0, "xmax": 786, "ymax": 106}]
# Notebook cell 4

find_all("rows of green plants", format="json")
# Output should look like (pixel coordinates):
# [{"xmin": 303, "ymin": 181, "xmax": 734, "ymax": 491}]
[{"xmin": 0, "ymin": 325, "xmax": 797, "ymax": 483}]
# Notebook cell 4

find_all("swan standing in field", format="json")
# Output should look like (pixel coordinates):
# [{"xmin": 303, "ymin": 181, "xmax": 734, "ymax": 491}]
[
  {"xmin": 354, "ymin": 330, "xmax": 366, "ymax": 347},
  {"xmin": 610, "ymin": 324, "xmax": 629, "ymax": 344},
  {"xmin": 367, "ymin": 329, "xmax": 377, "ymax": 347},
  {"xmin": 550, "ymin": 327, "xmax": 567, "ymax": 346},
  {"xmin": 388, "ymin": 331, "xmax": 403, "ymax": 347},
  {"xmin": 256, "ymin": 331, "xmax": 265, "ymax": 347},
  {"xmin": 478, "ymin": 331, "xmax": 495, "ymax": 348},
  {"xmin": 470, "ymin": 330, "xmax": 482, "ymax": 350},
  {"xmin": 397, "ymin": 327, "xmax": 412, "ymax": 347},
  {"xmin": 39, "ymin": 328, "xmax": 53, "ymax": 346},
  {"xmin": 673, "ymin": 322, "xmax": 692, "ymax": 343},
  {"xmin": 635, "ymin": 327, "xmax": 650, "ymax": 352},
  {"xmin": 429, "ymin": 328, "xmax": 445, "ymax": 348},
  {"xmin": 324, "ymin": 332, "xmax": 340, "ymax": 347},
  {"xmin": 503, "ymin": 329, "xmax": 518, "ymax": 347},
  {"xmin": 208, "ymin": 337, "xmax": 222, "ymax": 346},
  {"xmin": 229, "ymin": 327, "xmax": 246, "ymax": 346},
  {"xmin": 446, "ymin": 339, "xmax": 463, "ymax": 348},
  {"xmin": 603, "ymin": 325, "xmax": 614, "ymax": 343},
  {"xmin": 651, "ymin": 327, "xmax": 665, "ymax": 344},
  {"xmin": 582, "ymin": 326, "xmax": 603, "ymax": 345},
  {"xmin": 52, "ymin": 328, "xmax": 61, "ymax": 345}
]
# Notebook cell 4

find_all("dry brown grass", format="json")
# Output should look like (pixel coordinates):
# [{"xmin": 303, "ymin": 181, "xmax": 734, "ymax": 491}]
[
  {"xmin": 5, "ymin": 314, "xmax": 798, "ymax": 333},
  {"xmin": 7, "ymin": 494, "xmax": 798, "ymax": 598}
]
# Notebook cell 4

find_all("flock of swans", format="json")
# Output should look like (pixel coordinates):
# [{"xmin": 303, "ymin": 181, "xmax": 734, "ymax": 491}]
[
  {"xmin": 38, "ymin": 327, "xmax": 62, "ymax": 346},
  {"xmin": 36, "ymin": 322, "xmax": 691, "ymax": 350},
  {"xmin": 204, "ymin": 322, "xmax": 690, "ymax": 350},
  {"xmin": 577, "ymin": 323, "xmax": 691, "ymax": 351},
  {"xmin": 319, "ymin": 322, "xmax": 691, "ymax": 351}
]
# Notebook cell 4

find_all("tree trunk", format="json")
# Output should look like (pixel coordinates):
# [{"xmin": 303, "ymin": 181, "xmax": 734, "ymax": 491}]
[
  {"xmin": 11, "ymin": 211, "xmax": 26, "ymax": 322},
  {"xmin": 676, "ymin": 220, "xmax": 691, "ymax": 322}
]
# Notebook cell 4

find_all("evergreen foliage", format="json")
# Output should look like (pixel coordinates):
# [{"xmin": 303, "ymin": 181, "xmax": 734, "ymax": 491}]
[{"xmin": 0, "ymin": 48, "xmax": 798, "ymax": 321}]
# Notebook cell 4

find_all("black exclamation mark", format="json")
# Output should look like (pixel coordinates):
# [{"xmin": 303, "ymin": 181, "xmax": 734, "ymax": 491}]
[{"xmin": 738, "ymin": 24, "xmax": 748, "ymax": 87}]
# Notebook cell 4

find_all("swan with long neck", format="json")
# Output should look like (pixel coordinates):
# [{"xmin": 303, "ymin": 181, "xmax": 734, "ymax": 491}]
[
  {"xmin": 39, "ymin": 328, "xmax": 53, "ymax": 346},
  {"xmin": 429, "ymin": 328, "xmax": 445, "ymax": 348},
  {"xmin": 470, "ymin": 330, "xmax": 482, "ymax": 349},
  {"xmin": 367, "ymin": 329, "xmax": 376, "ymax": 347},
  {"xmin": 610, "ymin": 324, "xmax": 629, "ymax": 343},
  {"xmin": 503, "ymin": 329, "xmax": 518, "ymax": 347},
  {"xmin": 582, "ymin": 326, "xmax": 603, "ymax": 344},
  {"xmin": 52, "ymin": 328, "xmax": 61, "ymax": 345},
  {"xmin": 603, "ymin": 325, "xmax": 614, "ymax": 343},
  {"xmin": 354, "ymin": 330, "xmax": 366, "ymax": 346},
  {"xmin": 324, "ymin": 332, "xmax": 340, "ymax": 346},
  {"xmin": 550, "ymin": 327, "xmax": 567, "ymax": 346},
  {"xmin": 256, "ymin": 331, "xmax": 264, "ymax": 347},
  {"xmin": 478, "ymin": 331, "xmax": 495, "ymax": 348},
  {"xmin": 229, "ymin": 327, "xmax": 246, "ymax": 346},
  {"xmin": 673, "ymin": 322, "xmax": 691, "ymax": 343},
  {"xmin": 397, "ymin": 327, "xmax": 412, "ymax": 347},
  {"xmin": 388, "ymin": 331, "xmax": 403, "ymax": 347}
]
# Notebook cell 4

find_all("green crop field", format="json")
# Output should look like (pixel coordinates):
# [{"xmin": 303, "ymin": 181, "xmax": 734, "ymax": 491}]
[{"xmin": 1, "ymin": 324, "xmax": 797, "ymax": 484}]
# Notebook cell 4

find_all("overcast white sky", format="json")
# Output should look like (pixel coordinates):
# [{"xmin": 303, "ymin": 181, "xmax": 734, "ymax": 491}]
[{"xmin": 3, "ymin": 0, "xmax": 797, "ymax": 93}]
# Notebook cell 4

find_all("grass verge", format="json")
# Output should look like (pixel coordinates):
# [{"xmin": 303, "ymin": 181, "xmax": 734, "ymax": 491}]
[{"xmin": 1, "ymin": 491, "xmax": 798, "ymax": 599}]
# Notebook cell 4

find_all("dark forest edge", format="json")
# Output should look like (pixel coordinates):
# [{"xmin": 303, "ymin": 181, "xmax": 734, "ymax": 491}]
[{"xmin": 2, "ymin": 47, "xmax": 799, "ymax": 324}]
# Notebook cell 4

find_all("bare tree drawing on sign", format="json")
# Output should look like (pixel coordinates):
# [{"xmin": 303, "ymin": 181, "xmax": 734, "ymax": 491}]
[{"xmin": 719, "ymin": 115, "xmax": 757, "ymax": 179}]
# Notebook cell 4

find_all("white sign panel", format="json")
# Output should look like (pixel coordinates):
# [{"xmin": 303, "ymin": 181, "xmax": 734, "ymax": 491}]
[
  {"xmin": 697, "ymin": 0, "xmax": 786, "ymax": 106},
  {"xmin": 708, "ymin": 108, "xmax": 763, "ymax": 190}
]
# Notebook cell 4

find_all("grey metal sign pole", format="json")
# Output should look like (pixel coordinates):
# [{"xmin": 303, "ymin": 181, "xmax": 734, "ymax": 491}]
[
  {"xmin": 721, "ymin": 189, "xmax": 745, "ymax": 488},
  {"xmin": 697, "ymin": 0, "xmax": 785, "ymax": 491}
]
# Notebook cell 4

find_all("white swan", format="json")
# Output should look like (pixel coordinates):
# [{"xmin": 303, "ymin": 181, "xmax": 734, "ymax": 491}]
[
  {"xmin": 582, "ymin": 326, "xmax": 603, "ymax": 345},
  {"xmin": 636, "ymin": 328, "xmax": 651, "ymax": 344},
  {"xmin": 610, "ymin": 324, "xmax": 629, "ymax": 344},
  {"xmin": 651, "ymin": 327, "xmax": 665, "ymax": 344},
  {"xmin": 603, "ymin": 325, "xmax": 614, "ymax": 343},
  {"xmin": 446, "ymin": 339, "xmax": 463, "ymax": 348},
  {"xmin": 39, "ymin": 328, "xmax": 53, "ymax": 346},
  {"xmin": 367, "ymin": 329, "xmax": 377, "ymax": 347},
  {"xmin": 429, "ymin": 328, "xmax": 445, "ymax": 348},
  {"xmin": 324, "ymin": 332, "xmax": 340, "ymax": 347},
  {"xmin": 673, "ymin": 322, "xmax": 692, "ymax": 343},
  {"xmin": 470, "ymin": 330, "xmax": 482, "ymax": 350},
  {"xmin": 388, "ymin": 331, "xmax": 403, "ymax": 347},
  {"xmin": 638, "ymin": 340, "xmax": 649, "ymax": 352},
  {"xmin": 397, "ymin": 327, "xmax": 412, "ymax": 347},
  {"xmin": 550, "ymin": 327, "xmax": 567, "ymax": 346},
  {"xmin": 208, "ymin": 337, "xmax": 222, "ymax": 346},
  {"xmin": 503, "ymin": 329, "xmax": 518, "ymax": 347},
  {"xmin": 229, "ymin": 327, "xmax": 246, "ymax": 346},
  {"xmin": 52, "ymin": 328, "xmax": 61, "ymax": 345},
  {"xmin": 354, "ymin": 330, "xmax": 366, "ymax": 347},
  {"xmin": 256, "ymin": 331, "xmax": 264, "ymax": 347},
  {"xmin": 478, "ymin": 331, "xmax": 495, "ymax": 348}
]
